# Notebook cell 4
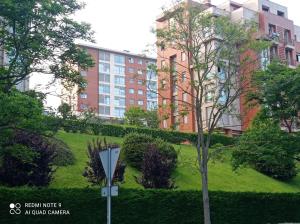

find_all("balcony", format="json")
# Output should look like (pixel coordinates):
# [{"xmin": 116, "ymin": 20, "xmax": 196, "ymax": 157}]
[
  {"xmin": 266, "ymin": 32, "xmax": 280, "ymax": 44},
  {"xmin": 284, "ymin": 38, "xmax": 295, "ymax": 49}
]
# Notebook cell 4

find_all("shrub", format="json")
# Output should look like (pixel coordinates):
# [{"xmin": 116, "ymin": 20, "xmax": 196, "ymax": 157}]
[
  {"xmin": 122, "ymin": 133, "xmax": 178, "ymax": 172},
  {"xmin": 83, "ymin": 138, "xmax": 126, "ymax": 185},
  {"xmin": 48, "ymin": 138, "xmax": 75, "ymax": 166},
  {"xmin": 232, "ymin": 118, "xmax": 299, "ymax": 180},
  {"xmin": 0, "ymin": 144, "xmax": 38, "ymax": 186},
  {"xmin": 139, "ymin": 144, "xmax": 174, "ymax": 189},
  {"xmin": 122, "ymin": 133, "xmax": 154, "ymax": 169},
  {"xmin": 12, "ymin": 130, "xmax": 55, "ymax": 186}
]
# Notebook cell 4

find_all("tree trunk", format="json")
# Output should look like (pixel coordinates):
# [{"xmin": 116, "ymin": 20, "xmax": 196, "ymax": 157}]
[{"xmin": 201, "ymin": 154, "xmax": 211, "ymax": 224}]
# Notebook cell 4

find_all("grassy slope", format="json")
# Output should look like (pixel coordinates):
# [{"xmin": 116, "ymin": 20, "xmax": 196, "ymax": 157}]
[{"xmin": 51, "ymin": 131, "xmax": 300, "ymax": 192}]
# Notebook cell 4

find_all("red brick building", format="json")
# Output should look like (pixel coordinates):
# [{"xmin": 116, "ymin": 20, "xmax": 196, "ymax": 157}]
[
  {"xmin": 156, "ymin": 0, "xmax": 300, "ymax": 134},
  {"xmin": 76, "ymin": 44, "xmax": 157, "ymax": 119}
]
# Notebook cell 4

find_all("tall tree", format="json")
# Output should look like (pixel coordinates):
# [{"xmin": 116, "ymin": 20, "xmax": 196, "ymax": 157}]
[
  {"xmin": 0, "ymin": 0, "xmax": 95, "ymax": 92},
  {"xmin": 248, "ymin": 61, "xmax": 300, "ymax": 133},
  {"xmin": 155, "ymin": 1, "xmax": 267, "ymax": 223}
]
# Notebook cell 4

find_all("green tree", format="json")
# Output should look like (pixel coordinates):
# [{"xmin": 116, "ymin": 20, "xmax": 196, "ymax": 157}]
[
  {"xmin": 124, "ymin": 107, "xmax": 159, "ymax": 129},
  {"xmin": 58, "ymin": 103, "xmax": 72, "ymax": 120},
  {"xmin": 232, "ymin": 116, "xmax": 299, "ymax": 180},
  {"xmin": 248, "ymin": 61, "xmax": 300, "ymax": 133},
  {"xmin": 0, "ymin": 0, "xmax": 94, "ymax": 92},
  {"xmin": 155, "ymin": 2, "xmax": 267, "ymax": 223}
]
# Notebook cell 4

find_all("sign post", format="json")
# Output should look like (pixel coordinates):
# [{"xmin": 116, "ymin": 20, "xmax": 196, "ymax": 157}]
[{"xmin": 99, "ymin": 147, "xmax": 121, "ymax": 224}]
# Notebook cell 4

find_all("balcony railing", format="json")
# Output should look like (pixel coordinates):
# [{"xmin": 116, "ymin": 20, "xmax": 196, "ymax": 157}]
[{"xmin": 284, "ymin": 38, "xmax": 295, "ymax": 47}]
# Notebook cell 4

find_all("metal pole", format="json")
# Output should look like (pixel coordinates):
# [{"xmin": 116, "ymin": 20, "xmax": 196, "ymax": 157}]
[{"xmin": 107, "ymin": 147, "xmax": 111, "ymax": 224}]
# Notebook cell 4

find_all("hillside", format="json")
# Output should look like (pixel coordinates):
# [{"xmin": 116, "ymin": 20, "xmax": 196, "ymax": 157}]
[{"xmin": 51, "ymin": 131, "xmax": 300, "ymax": 192}]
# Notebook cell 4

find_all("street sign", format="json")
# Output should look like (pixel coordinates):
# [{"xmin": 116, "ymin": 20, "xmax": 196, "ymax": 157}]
[
  {"xmin": 99, "ymin": 148, "xmax": 121, "ymax": 181},
  {"xmin": 99, "ymin": 147, "xmax": 121, "ymax": 224},
  {"xmin": 101, "ymin": 186, "xmax": 118, "ymax": 197}
]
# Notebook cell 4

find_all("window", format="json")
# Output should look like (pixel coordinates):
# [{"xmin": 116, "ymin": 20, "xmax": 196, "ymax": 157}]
[
  {"xmin": 183, "ymin": 115, "xmax": 188, "ymax": 124},
  {"xmin": 99, "ymin": 106, "xmax": 110, "ymax": 115},
  {"xmin": 137, "ymin": 79, "xmax": 143, "ymax": 85},
  {"xmin": 129, "ymin": 78, "xmax": 134, "ymax": 84},
  {"xmin": 99, "ymin": 73, "xmax": 110, "ymax": 83},
  {"xmin": 114, "ymin": 54, "xmax": 125, "ymax": 64},
  {"xmin": 181, "ymin": 71, "xmax": 186, "ymax": 82},
  {"xmin": 114, "ymin": 97, "xmax": 125, "ymax": 107},
  {"xmin": 296, "ymin": 53, "xmax": 300, "ymax": 62},
  {"xmin": 262, "ymin": 5, "xmax": 269, "ymax": 12},
  {"xmin": 99, "ymin": 52, "xmax": 110, "ymax": 61},
  {"xmin": 148, "ymin": 81, "xmax": 157, "ymax": 91},
  {"xmin": 99, "ymin": 95, "xmax": 110, "ymax": 105},
  {"xmin": 129, "ymin": 99, "xmax": 134, "ymax": 105},
  {"xmin": 138, "ymin": 89, "xmax": 143, "ymax": 95},
  {"xmin": 205, "ymin": 84, "xmax": 214, "ymax": 103},
  {"xmin": 129, "ymin": 88, "xmax": 134, "ymax": 94},
  {"xmin": 137, "ymin": 59, "xmax": 143, "ymax": 65},
  {"xmin": 80, "ymin": 70, "xmax": 87, "ymax": 76},
  {"xmin": 285, "ymin": 49, "xmax": 293, "ymax": 65},
  {"xmin": 181, "ymin": 52, "xmax": 186, "ymax": 62},
  {"xmin": 99, "ymin": 84, "xmax": 110, "ymax": 94},
  {"xmin": 137, "ymin": 100, "xmax": 144, "ymax": 106},
  {"xmin": 182, "ymin": 92, "xmax": 188, "ymax": 102},
  {"xmin": 80, "ymin": 93, "xmax": 87, "ymax": 99},
  {"xmin": 147, "ymin": 70, "xmax": 157, "ymax": 80},
  {"xmin": 115, "ymin": 86, "xmax": 125, "ymax": 96},
  {"xmin": 260, "ymin": 49, "xmax": 269, "ymax": 70},
  {"xmin": 284, "ymin": 29, "xmax": 292, "ymax": 44},
  {"xmin": 128, "ymin": 57, "xmax": 134, "ymax": 63},
  {"xmin": 128, "ymin": 67, "xmax": 135, "ymax": 73},
  {"xmin": 99, "ymin": 63, "xmax": 110, "ymax": 73},
  {"xmin": 147, "ymin": 101, "xmax": 158, "ymax": 110},
  {"xmin": 80, "ymin": 104, "xmax": 88, "ymax": 110},
  {"xmin": 114, "ymin": 76, "xmax": 125, "ymax": 85},
  {"xmin": 147, "ymin": 91, "xmax": 157, "ymax": 100},
  {"xmin": 137, "ymin": 69, "xmax": 143, "ymax": 75},
  {"xmin": 163, "ymin": 119, "xmax": 167, "ymax": 128},
  {"xmin": 268, "ymin": 24, "xmax": 276, "ymax": 35},
  {"xmin": 114, "ymin": 65, "xmax": 125, "ymax": 75},
  {"xmin": 277, "ymin": 10, "xmax": 284, "ymax": 17},
  {"xmin": 162, "ymin": 99, "xmax": 167, "ymax": 105},
  {"xmin": 218, "ymin": 66, "xmax": 226, "ymax": 80},
  {"xmin": 270, "ymin": 46, "xmax": 278, "ymax": 60},
  {"xmin": 114, "ymin": 107, "xmax": 125, "ymax": 118}
]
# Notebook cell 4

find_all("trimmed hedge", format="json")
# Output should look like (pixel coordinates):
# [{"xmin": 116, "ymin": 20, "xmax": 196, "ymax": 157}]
[
  {"xmin": 61, "ymin": 118, "xmax": 234, "ymax": 146},
  {"xmin": 0, "ymin": 188, "xmax": 299, "ymax": 224}
]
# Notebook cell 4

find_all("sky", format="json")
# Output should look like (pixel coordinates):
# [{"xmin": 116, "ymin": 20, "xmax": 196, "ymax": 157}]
[{"xmin": 75, "ymin": 0, "xmax": 300, "ymax": 56}]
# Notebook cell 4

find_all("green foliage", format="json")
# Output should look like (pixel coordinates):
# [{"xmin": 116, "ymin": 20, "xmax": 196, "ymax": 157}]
[
  {"xmin": 122, "ymin": 133, "xmax": 154, "ymax": 169},
  {"xmin": 0, "ymin": 144, "xmax": 38, "ymax": 186},
  {"xmin": 58, "ymin": 103, "xmax": 72, "ymax": 120},
  {"xmin": 0, "ymin": 0, "xmax": 94, "ymax": 91},
  {"xmin": 122, "ymin": 133, "xmax": 177, "ymax": 172},
  {"xmin": 124, "ymin": 107, "xmax": 159, "ymax": 128},
  {"xmin": 48, "ymin": 138, "xmax": 75, "ymax": 166},
  {"xmin": 0, "ymin": 188, "xmax": 300, "ymax": 224},
  {"xmin": 249, "ymin": 61, "xmax": 300, "ymax": 132},
  {"xmin": 0, "ymin": 90, "xmax": 43, "ymax": 132},
  {"xmin": 232, "ymin": 117, "xmax": 299, "ymax": 180}
]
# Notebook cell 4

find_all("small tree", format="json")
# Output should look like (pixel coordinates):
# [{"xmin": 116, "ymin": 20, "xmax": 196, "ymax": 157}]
[
  {"xmin": 232, "ymin": 116, "xmax": 299, "ymax": 180},
  {"xmin": 58, "ymin": 103, "xmax": 72, "ymax": 121},
  {"xmin": 124, "ymin": 107, "xmax": 159, "ymax": 128},
  {"xmin": 154, "ymin": 2, "xmax": 267, "ymax": 223},
  {"xmin": 248, "ymin": 61, "xmax": 300, "ymax": 133}
]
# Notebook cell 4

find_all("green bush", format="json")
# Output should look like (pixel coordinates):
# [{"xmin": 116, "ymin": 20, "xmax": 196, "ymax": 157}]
[
  {"xmin": 122, "ymin": 133, "xmax": 177, "ymax": 171},
  {"xmin": 122, "ymin": 133, "xmax": 154, "ymax": 169},
  {"xmin": 232, "ymin": 118, "xmax": 299, "ymax": 180},
  {"xmin": 48, "ymin": 138, "xmax": 75, "ymax": 166},
  {"xmin": 0, "ymin": 188, "xmax": 300, "ymax": 224}
]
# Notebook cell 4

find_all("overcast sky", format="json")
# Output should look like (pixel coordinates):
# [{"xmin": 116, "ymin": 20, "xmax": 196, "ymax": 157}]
[{"xmin": 75, "ymin": 0, "xmax": 300, "ymax": 56}]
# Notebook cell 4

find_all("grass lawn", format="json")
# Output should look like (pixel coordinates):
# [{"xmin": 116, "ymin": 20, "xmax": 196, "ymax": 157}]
[{"xmin": 51, "ymin": 131, "xmax": 300, "ymax": 192}]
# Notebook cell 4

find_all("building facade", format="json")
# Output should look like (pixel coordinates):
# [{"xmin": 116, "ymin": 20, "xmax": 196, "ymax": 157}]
[
  {"xmin": 77, "ymin": 44, "xmax": 158, "ymax": 119},
  {"xmin": 156, "ymin": 0, "xmax": 300, "ymax": 134}
]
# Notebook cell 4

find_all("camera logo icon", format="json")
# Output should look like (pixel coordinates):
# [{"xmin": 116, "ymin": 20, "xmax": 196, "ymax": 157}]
[{"xmin": 9, "ymin": 203, "xmax": 21, "ymax": 215}]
